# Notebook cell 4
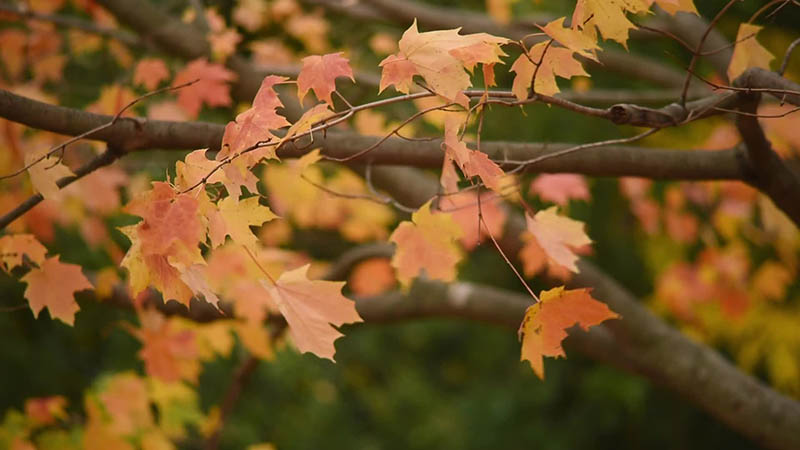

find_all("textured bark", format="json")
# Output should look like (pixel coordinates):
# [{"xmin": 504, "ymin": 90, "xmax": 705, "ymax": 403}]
[
  {"xmin": 366, "ymin": 165, "xmax": 800, "ymax": 450},
  {"xmin": 0, "ymin": 88, "xmax": 751, "ymax": 181}
]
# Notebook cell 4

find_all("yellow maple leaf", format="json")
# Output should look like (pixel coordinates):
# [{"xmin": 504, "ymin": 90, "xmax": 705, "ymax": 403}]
[
  {"xmin": 727, "ymin": 23, "xmax": 774, "ymax": 81},
  {"xmin": 389, "ymin": 200, "xmax": 463, "ymax": 287}
]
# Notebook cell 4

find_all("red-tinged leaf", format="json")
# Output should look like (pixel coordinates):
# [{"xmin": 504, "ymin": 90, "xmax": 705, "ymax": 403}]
[
  {"xmin": 519, "ymin": 286, "xmax": 619, "ymax": 378},
  {"xmin": 519, "ymin": 232, "xmax": 572, "ymax": 281},
  {"xmin": 119, "ymin": 224, "xmax": 196, "ymax": 306},
  {"xmin": 131, "ymin": 309, "xmax": 200, "ymax": 383},
  {"xmin": 530, "ymin": 174, "xmax": 590, "ymax": 206},
  {"xmin": 379, "ymin": 20, "xmax": 508, "ymax": 101},
  {"xmin": 125, "ymin": 182, "xmax": 205, "ymax": 259},
  {"xmin": 727, "ymin": 23, "xmax": 774, "ymax": 81},
  {"xmin": 442, "ymin": 117, "xmax": 506, "ymax": 192},
  {"xmin": 378, "ymin": 53, "xmax": 418, "ymax": 94},
  {"xmin": 439, "ymin": 190, "xmax": 507, "ymax": 250},
  {"xmin": 525, "ymin": 207, "xmax": 591, "ymax": 273},
  {"xmin": 21, "ymin": 255, "xmax": 93, "ymax": 325},
  {"xmin": 263, "ymin": 264, "xmax": 362, "ymax": 361},
  {"xmin": 0, "ymin": 234, "xmax": 47, "ymax": 272},
  {"xmin": 133, "ymin": 58, "xmax": 170, "ymax": 91},
  {"xmin": 220, "ymin": 75, "xmax": 290, "ymax": 162},
  {"xmin": 173, "ymin": 58, "xmax": 236, "ymax": 118},
  {"xmin": 297, "ymin": 52, "xmax": 354, "ymax": 105},
  {"xmin": 389, "ymin": 200, "xmax": 463, "ymax": 287},
  {"xmin": 25, "ymin": 396, "xmax": 67, "ymax": 426}
]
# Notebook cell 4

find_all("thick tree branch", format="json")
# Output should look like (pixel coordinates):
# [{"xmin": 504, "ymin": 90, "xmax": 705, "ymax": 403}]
[
  {"xmin": 733, "ymin": 67, "xmax": 800, "ymax": 106},
  {"xmin": 735, "ymin": 91, "xmax": 800, "ymax": 227},
  {"xmin": 365, "ymin": 164, "xmax": 800, "ymax": 450},
  {"xmin": 0, "ymin": 88, "xmax": 752, "ymax": 182}
]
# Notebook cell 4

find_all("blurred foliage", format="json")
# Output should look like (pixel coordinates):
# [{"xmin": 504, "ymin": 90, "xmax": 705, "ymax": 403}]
[{"xmin": 3, "ymin": 0, "xmax": 800, "ymax": 449}]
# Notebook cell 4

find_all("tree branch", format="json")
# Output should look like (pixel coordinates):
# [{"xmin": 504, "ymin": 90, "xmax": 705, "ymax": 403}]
[
  {"xmin": 0, "ymin": 88, "xmax": 752, "ymax": 182},
  {"xmin": 0, "ymin": 145, "xmax": 125, "ymax": 229},
  {"xmin": 734, "ymin": 91, "xmax": 800, "ymax": 228},
  {"xmin": 364, "ymin": 164, "xmax": 800, "ymax": 450}
]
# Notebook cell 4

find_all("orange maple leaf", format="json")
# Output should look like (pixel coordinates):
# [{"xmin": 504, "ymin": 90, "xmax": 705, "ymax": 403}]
[
  {"xmin": 389, "ymin": 200, "xmax": 463, "ymax": 287},
  {"xmin": 442, "ymin": 117, "xmax": 506, "ymax": 192},
  {"xmin": 438, "ymin": 190, "xmax": 507, "ymax": 250},
  {"xmin": 519, "ymin": 287, "xmax": 619, "ymax": 378},
  {"xmin": 297, "ymin": 52, "xmax": 355, "ymax": 105},
  {"xmin": 133, "ymin": 58, "xmax": 170, "ymax": 91},
  {"xmin": 131, "ymin": 309, "xmax": 201, "ymax": 383},
  {"xmin": 21, "ymin": 255, "xmax": 93, "ymax": 325},
  {"xmin": 525, "ymin": 207, "xmax": 592, "ymax": 273},
  {"xmin": 264, "ymin": 264, "xmax": 362, "ymax": 361},
  {"xmin": 173, "ymin": 58, "xmax": 236, "ymax": 118},
  {"xmin": 221, "ymin": 75, "xmax": 290, "ymax": 160}
]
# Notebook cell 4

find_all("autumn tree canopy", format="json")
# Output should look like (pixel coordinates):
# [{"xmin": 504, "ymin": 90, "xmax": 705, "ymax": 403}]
[{"xmin": 1, "ymin": 0, "xmax": 800, "ymax": 449}]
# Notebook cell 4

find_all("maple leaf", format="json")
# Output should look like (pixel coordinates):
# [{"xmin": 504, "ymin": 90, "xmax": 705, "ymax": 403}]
[
  {"xmin": 646, "ymin": 0, "xmax": 697, "ymax": 15},
  {"xmin": 519, "ymin": 286, "xmax": 619, "ymax": 378},
  {"xmin": 519, "ymin": 232, "xmax": 572, "ymax": 282},
  {"xmin": 0, "ymin": 233, "xmax": 47, "ymax": 271},
  {"xmin": 220, "ymin": 75, "xmax": 290, "ymax": 181},
  {"xmin": 207, "ymin": 196, "xmax": 277, "ymax": 249},
  {"xmin": 173, "ymin": 58, "xmax": 236, "ymax": 118},
  {"xmin": 97, "ymin": 373, "xmax": 154, "ymax": 435},
  {"xmin": 438, "ymin": 190, "xmax": 507, "ymax": 250},
  {"xmin": 442, "ymin": 117, "xmax": 506, "ymax": 192},
  {"xmin": 389, "ymin": 200, "xmax": 463, "ymax": 287},
  {"xmin": 132, "ymin": 309, "xmax": 201, "ymax": 383},
  {"xmin": 727, "ymin": 23, "xmax": 774, "ymax": 81},
  {"xmin": 119, "ymin": 224, "xmax": 196, "ymax": 306},
  {"xmin": 511, "ymin": 42, "xmax": 588, "ymax": 99},
  {"xmin": 348, "ymin": 257, "xmax": 397, "ymax": 296},
  {"xmin": 263, "ymin": 264, "xmax": 362, "ymax": 361},
  {"xmin": 530, "ymin": 174, "xmax": 591, "ymax": 205},
  {"xmin": 297, "ymin": 52, "xmax": 355, "ymax": 105},
  {"xmin": 539, "ymin": 17, "xmax": 600, "ymax": 60},
  {"xmin": 379, "ymin": 20, "xmax": 508, "ymax": 102},
  {"xmin": 21, "ymin": 255, "xmax": 93, "ymax": 325},
  {"xmin": 125, "ymin": 182, "xmax": 205, "ymax": 260},
  {"xmin": 279, "ymin": 103, "xmax": 334, "ymax": 147},
  {"xmin": 525, "ymin": 207, "xmax": 592, "ymax": 273},
  {"xmin": 572, "ymin": 0, "xmax": 650, "ymax": 48},
  {"xmin": 133, "ymin": 58, "xmax": 170, "ymax": 91},
  {"xmin": 25, "ymin": 147, "xmax": 74, "ymax": 200},
  {"xmin": 174, "ymin": 149, "xmax": 227, "ymax": 191}
]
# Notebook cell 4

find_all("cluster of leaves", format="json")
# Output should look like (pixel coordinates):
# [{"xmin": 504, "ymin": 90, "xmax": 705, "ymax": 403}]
[{"xmin": 0, "ymin": 0, "xmax": 799, "ymax": 448}]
